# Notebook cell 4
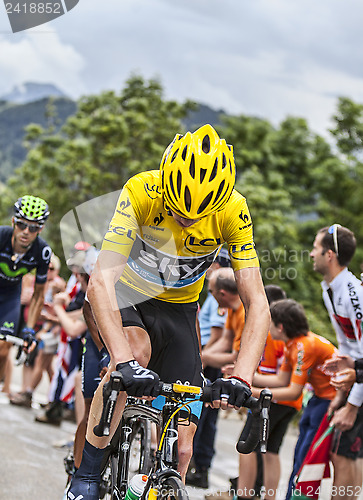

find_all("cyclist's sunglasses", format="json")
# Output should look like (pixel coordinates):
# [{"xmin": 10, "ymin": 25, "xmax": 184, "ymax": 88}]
[
  {"xmin": 14, "ymin": 217, "xmax": 42, "ymax": 233},
  {"xmin": 328, "ymin": 223, "xmax": 341, "ymax": 257}
]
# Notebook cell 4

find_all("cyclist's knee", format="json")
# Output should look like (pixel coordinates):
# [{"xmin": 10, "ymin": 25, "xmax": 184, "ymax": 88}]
[
  {"xmin": 178, "ymin": 424, "xmax": 197, "ymax": 474},
  {"xmin": 124, "ymin": 326, "xmax": 151, "ymax": 367}
]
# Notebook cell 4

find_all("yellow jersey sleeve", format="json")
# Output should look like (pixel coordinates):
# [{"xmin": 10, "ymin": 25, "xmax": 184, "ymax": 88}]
[
  {"xmin": 221, "ymin": 191, "xmax": 260, "ymax": 271},
  {"xmin": 101, "ymin": 179, "xmax": 144, "ymax": 258}
]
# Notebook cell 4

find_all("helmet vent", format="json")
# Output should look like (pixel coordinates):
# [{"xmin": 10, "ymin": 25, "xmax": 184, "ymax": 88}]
[
  {"xmin": 166, "ymin": 185, "xmax": 175, "ymax": 206},
  {"xmin": 177, "ymin": 170, "xmax": 182, "ymax": 197},
  {"xmin": 169, "ymin": 174, "xmax": 177, "ymax": 200},
  {"xmin": 171, "ymin": 149, "xmax": 179, "ymax": 163},
  {"xmin": 184, "ymin": 186, "xmax": 191, "ymax": 212},
  {"xmin": 198, "ymin": 192, "xmax": 213, "ymax": 215},
  {"xmin": 222, "ymin": 153, "xmax": 227, "ymax": 169},
  {"xmin": 181, "ymin": 145, "xmax": 188, "ymax": 161},
  {"xmin": 202, "ymin": 135, "xmax": 210, "ymax": 153},
  {"xmin": 214, "ymin": 180, "xmax": 225, "ymax": 203},
  {"xmin": 209, "ymin": 158, "xmax": 218, "ymax": 181},
  {"xmin": 229, "ymin": 160, "xmax": 233, "ymax": 174},
  {"xmin": 200, "ymin": 168, "xmax": 207, "ymax": 183},
  {"xmin": 189, "ymin": 154, "xmax": 195, "ymax": 179}
]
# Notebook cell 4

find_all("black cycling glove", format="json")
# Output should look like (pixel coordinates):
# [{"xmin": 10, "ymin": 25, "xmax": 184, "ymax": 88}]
[
  {"xmin": 116, "ymin": 360, "xmax": 160, "ymax": 397},
  {"xmin": 21, "ymin": 327, "xmax": 37, "ymax": 353},
  {"xmin": 211, "ymin": 376, "xmax": 252, "ymax": 407}
]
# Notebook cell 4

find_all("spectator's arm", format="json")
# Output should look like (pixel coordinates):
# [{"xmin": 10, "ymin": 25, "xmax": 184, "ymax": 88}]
[
  {"xmin": 253, "ymin": 369, "xmax": 291, "ymax": 388},
  {"xmin": 53, "ymin": 304, "xmax": 87, "ymax": 338},
  {"xmin": 203, "ymin": 326, "xmax": 224, "ymax": 350}
]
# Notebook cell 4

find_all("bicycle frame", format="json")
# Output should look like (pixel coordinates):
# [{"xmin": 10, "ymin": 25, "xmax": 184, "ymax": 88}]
[{"xmin": 109, "ymin": 394, "xmax": 195, "ymax": 500}]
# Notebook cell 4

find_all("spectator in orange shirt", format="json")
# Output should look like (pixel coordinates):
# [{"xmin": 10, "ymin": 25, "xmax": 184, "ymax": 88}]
[
  {"xmin": 253, "ymin": 299, "xmax": 337, "ymax": 500},
  {"xmin": 225, "ymin": 286, "xmax": 303, "ymax": 500},
  {"xmin": 201, "ymin": 267, "xmax": 245, "ymax": 370}
]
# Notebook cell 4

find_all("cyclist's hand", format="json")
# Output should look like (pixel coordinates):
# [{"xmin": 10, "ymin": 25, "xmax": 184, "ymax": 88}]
[
  {"xmin": 116, "ymin": 360, "xmax": 160, "ymax": 397},
  {"xmin": 211, "ymin": 376, "xmax": 252, "ymax": 409},
  {"xmin": 21, "ymin": 327, "xmax": 37, "ymax": 353}
]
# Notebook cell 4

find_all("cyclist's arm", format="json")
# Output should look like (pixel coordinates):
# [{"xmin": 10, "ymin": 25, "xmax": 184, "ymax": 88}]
[
  {"xmin": 25, "ymin": 282, "xmax": 46, "ymax": 329},
  {"xmin": 87, "ymin": 249, "xmax": 134, "ymax": 364},
  {"xmin": 232, "ymin": 267, "xmax": 270, "ymax": 385}
]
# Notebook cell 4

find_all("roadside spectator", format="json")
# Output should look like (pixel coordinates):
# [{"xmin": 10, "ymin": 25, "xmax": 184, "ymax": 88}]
[
  {"xmin": 311, "ymin": 224, "xmax": 363, "ymax": 499},
  {"xmin": 201, "ymin": 267, "xmax": 245, "ymax": 370},
  {"xmin": 206, "ymin": 285, "xmax": 301, "ymax": 500},
  {"xmin": 252, "ymin": 299, "xmax": 337, "ymax": 500},
  {"xmin": 34, "ymin": 249, "xmax": 90, "ymax": 425},
  {"xmin": 65, "ymin": 241, "xmax": 91, "ymax": 294}
]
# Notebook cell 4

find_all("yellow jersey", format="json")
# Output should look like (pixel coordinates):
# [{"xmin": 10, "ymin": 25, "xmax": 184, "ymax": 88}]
[{"xmin": 102, "ymin": 170, "xmax": 259, "ymax": 303}]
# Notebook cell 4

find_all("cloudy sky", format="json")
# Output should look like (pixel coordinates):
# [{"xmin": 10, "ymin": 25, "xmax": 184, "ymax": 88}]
[{"xmin": 1, "ymin": 0, "xmax": 363, "ymax": 136}]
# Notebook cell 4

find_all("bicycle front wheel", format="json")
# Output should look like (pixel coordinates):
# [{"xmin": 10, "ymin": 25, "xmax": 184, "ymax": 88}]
[
  {"xmin": 158, "ymin": 476, "xmax": 189, "ymax": 500},
  {"xmin": 128, "ymin": 418, "xmax": 153, "ymax": 477}
]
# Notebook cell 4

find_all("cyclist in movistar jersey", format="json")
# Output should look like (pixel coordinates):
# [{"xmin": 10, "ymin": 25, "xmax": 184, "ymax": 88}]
[
  {"xmin": 0, "ymin": 196, "xmax": 51, "ymax": 388},
  {"xmin": 68, "ymin": 124, "xmax": 270, "ymax": 500}
]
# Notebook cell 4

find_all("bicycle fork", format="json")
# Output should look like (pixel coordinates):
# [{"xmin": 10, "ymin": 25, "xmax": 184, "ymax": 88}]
[{"xmin": 118, "ymin": 423, "xmax": 134, "ymax": 498}]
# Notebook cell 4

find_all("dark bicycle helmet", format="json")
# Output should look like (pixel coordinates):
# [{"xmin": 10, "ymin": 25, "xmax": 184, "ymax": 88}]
[
  {"xmin": 160, "ymin": 124, "xmax": 236, "ymax": 219},
  {"xmin": 14, "ymin": 195, "xmax": 50, "ymax": 224}
]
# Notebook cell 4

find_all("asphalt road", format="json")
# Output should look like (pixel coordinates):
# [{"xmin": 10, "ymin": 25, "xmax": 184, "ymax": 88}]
[{"xmin": 0, "ymin": 362, "xmax": 339, "ymax": 500}]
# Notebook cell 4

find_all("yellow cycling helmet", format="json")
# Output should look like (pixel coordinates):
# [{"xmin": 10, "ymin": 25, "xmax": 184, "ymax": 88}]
[{"xmin": 160, "ymin": 124, "xmax": 236, "ymax": 219}]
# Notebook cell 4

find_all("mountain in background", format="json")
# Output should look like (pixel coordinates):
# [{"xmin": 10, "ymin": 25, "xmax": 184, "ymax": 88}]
[
  {"xmin": 0, "ymin": 83, "xmax": 225, "ymax": 183},
  {"xmin": 1, "ymin": 82, "xmax": 68, "ymax": 104},
  {"xmin": 0, "ymin": 97, "xmax": 77, "ymax": 182},
  {"xmin": 183, "ymin": 103, "xmax": 224, "ymax": 131}
]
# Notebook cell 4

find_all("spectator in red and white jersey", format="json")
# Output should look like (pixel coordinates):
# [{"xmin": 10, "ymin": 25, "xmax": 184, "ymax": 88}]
[{"xmin": 311, "ymin": 224, "xmax": 363, "ymax": 500}]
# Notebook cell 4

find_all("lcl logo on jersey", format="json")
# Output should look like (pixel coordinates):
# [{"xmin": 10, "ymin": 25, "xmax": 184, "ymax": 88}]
[
  {"xmin": 144, "ymin": 183, "xmax": 161, "ymax": 200},
  {"xmin": 5, "ymin": 0, "xmax": 79, "ymax": 33},
  {"xmin": 230, "ymin": 243, "xmax": 255, "ymax": 254},
  {"xmin": 184, "ymin": 235, "xmax": 222, "ymax": 254},
  {"xmin": 109, "ymin": 225, "xmax": 135, "ymax": 243}
]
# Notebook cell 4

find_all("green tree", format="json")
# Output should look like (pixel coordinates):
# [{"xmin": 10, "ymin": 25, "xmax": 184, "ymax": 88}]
[{"xmin": 6, "ymin": 75, "xmax": 195, "ymax": 262}]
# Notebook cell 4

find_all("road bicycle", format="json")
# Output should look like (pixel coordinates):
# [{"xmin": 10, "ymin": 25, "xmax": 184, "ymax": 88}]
[{"xmin": 95, "ymin": 371, "xmax": 272, "ymax": 500}]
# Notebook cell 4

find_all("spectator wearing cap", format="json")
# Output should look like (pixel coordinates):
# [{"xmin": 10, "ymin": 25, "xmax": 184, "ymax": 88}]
[
  {"xmin": 65, "ymin": 241, "xmax": 91, "ymax": 294},
  {"xmin": 186, "ymin": 248, "xmax": 231, "ymax": 489}
]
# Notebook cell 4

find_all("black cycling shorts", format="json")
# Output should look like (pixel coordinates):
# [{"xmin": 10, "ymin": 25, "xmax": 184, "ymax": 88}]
[
  {"xmin": 334, "ymin": 405, "xmax": 363, "ymax": 459},
  {"xmin": 117, "ymin": 293, "xmax": 202, "ymax": 386},
  {"xmin": 115, "ymin": 283, "xmax": 203, "ymax": 423},
  {"xmin": 239, "ymin": 402, "xmax": 297, "ymax": 454}
]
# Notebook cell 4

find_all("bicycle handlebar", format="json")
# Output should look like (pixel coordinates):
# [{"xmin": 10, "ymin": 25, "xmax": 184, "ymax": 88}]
[
  {"xmin": 0, "ymin": 333, "xmax": 27, "ymax": 365},
  {"xmin": 236, "ymin": 389, "xmax": 272, "ymax": 454},
  {"xmin": 93, "ymin": 372, "xmax": 272, "ymax": 454}
]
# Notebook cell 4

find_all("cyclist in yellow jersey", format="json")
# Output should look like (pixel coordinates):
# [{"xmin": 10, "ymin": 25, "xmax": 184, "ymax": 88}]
[{"xmin": 68, "ymin": 124, "xmax": 270, "ymax": 500}]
